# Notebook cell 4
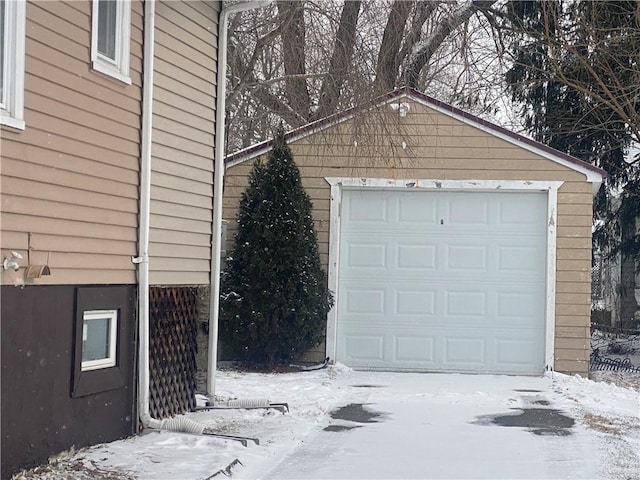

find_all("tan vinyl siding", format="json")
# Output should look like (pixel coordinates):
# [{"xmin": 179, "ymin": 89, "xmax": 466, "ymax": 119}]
[
  {"xmin": 223, "ymin": 99, "xmax": 597, "ymax": 374},
  {"xmin": 1, "ymin": 0, "xmax": 144, "ymax": 286},
  {"xmin": 149, "ymin": 0, "xmax": 218, "ymax": 286}
]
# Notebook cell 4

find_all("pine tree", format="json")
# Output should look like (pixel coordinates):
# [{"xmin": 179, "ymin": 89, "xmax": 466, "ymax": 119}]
[
  {"xmin": 503, "ymin": 0, "xmax": 640, "ymax": 326},
  {"xmin": 219, "ymin": 131, "xmax": 333, "ymax": 367}
]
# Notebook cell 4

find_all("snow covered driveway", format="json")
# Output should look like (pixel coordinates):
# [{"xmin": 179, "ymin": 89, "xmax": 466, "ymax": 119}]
[
  {"xmin": 263, "ymin": 372, "xmax": 638, "ymax": 479},
  {"xmin": 16, "ymin": 367, "xmax": 640, "ymax": 480}
]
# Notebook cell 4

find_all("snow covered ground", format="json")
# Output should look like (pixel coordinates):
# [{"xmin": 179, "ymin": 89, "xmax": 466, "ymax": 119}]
[{"xmin": 12, "ymin": 365, "xmax": 640, "ymax": 480}]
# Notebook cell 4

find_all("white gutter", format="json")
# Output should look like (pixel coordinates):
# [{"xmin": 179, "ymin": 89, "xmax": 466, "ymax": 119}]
[
  {"xmin": 208, "ymin": 0, "xmax": 271, "ymax": 401},
  {"xmin": 136, "ymin": 0, "xmax": 162, "ymax": 430}
]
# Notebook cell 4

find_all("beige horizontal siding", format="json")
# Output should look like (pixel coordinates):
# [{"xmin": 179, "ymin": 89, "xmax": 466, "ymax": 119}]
[
  {"xmin": 151, "ymin": 213, "xmax": 211, "ymax": 235},
  {"xmin": 2, "ymin": 142, "xmax": 138, "ymax": 186},
  {"xmin": 1, "ymin": 0, "xmax": 144, "ymax": 286},
  {"xmin": 223, "ymin": 98, "xmax": 597, "ymax": 375},
  {"xmin": 556, "ymin": 326, "xmax": 591, "ymax": 338},
  {"xmin": 555, "ymin": 359, "xmax": 590, "ymax": 374},
  {"xmin": 149, "ymin": 228, "xmax": 211, "ymax": 247},
  {"xmin": 555, "ymin": 337, "xmax": 590, "ymax": 350},
  {"xmin": 151, "ymin": 199, "xmax": 211, "ymax": 222},
  {"xmin": 152, "ymin": 129, "xmax": 214, "ymax": 159},
  {"xmin": 149, "ymin": 0, "xmax": 218, "ymax": 286},
  {"xmin": 2, "ymin": 195, "xmax": 137, "ymax": 227}
]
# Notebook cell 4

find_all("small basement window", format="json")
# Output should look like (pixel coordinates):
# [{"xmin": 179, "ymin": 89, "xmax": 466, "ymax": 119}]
[{"xmin": 81, "ymin": 309, "xmax": 118, "ymax": 371}]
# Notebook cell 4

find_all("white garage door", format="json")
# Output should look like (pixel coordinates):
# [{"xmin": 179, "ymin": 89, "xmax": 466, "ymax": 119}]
[{"xmin": 336, "ymin": 189, "xmax": 548, "ymax": 375}]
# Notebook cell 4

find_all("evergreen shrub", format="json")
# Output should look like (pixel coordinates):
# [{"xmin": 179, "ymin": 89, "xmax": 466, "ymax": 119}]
[{"xmin": 219, "ymin": 132, "xmax": 333, "ymax": 366}]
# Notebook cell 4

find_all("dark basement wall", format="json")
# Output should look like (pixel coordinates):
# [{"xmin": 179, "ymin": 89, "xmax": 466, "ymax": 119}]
[{"xmin": 1, "ymin": 285, "xmax": 137, "ymax": 478}]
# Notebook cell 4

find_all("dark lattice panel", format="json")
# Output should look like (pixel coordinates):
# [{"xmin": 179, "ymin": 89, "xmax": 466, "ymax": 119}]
[{"xmin": 149, "ymin": 286, "xmax": 199, "ymax": 419}]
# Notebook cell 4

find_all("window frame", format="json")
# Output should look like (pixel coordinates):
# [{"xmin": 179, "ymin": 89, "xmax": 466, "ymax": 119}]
[
  {"xmin": 81, "ymin": 309, "xmax": 119, "ymax": 371},
  {"xmin": 90, "ymin": 0, "xmax": 131, "ymax": 84},
  {"xmin": 0, "ymin": 0, "xmax": 26, "ymax": 130},
  {"xmin": 72, "ymin": 287, "xmax": 130, "ymax": 398}
]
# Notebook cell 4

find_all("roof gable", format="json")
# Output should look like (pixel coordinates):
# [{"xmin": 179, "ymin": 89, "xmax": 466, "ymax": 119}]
[{"xmin": 226, "ymin": 87, "xmax": 606, "ymax": 186}]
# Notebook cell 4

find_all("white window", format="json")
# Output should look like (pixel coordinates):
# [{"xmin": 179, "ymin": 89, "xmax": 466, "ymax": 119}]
[
  {"xmin": 81, "ymin": 309, "xmax": 118, "ymax": 371},
  {"xmin": 91, "ymin": 0, "xmax": 131, "ymax": 84},
  {"xmin": 0, "ymin": 0, "xmax": 26, "ymax": 130}
]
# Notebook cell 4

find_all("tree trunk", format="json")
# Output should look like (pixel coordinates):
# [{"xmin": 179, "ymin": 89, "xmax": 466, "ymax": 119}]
[
  {"xmin": 620, "ymin": 204, "xmax": 639, "ymax": 329},
  {"xmin": 315, "ymin": 0, "xmax": 362, "ymax": 120},
  {"xmin": 373, "ymin": 0, "xmax": 413, "ymax": 94},
  {"xmin": 278, "ymin": 1, "xmax": 311, "ymax": 120}
]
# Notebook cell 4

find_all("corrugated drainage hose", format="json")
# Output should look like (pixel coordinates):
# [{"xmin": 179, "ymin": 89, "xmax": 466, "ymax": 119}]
[
  {"xmin": 158, "ymin": 416, "xmax": 205, "ymax": 435},
  {"xmin": 213, "ymin": 398, "xmax": 271, "ymax": 408}
]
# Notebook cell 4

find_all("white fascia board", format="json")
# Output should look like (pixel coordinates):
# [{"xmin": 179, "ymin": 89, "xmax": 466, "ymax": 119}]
[{"xmin": 325, "ymin": 177, "xmax": 563, "ymax": 192}]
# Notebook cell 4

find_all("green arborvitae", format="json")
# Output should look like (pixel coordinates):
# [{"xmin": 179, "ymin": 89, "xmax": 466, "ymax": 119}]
[{"xmin": 220, "ymin": 131, "xmax": 333, "ymax": 367}]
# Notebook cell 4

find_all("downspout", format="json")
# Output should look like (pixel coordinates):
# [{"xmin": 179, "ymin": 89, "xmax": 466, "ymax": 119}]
[
  {"xmin": 208, "ymin": 0, "xmax": 271, "ymax": 401},
  {"xmin": 136, "ymin": 0, "xmax": 207, "ymax": 435},
  {"xmin": 136, "ymin": 0, "xmax": 162, "ymax": 430},
  {"xmin": 136, "ymin": 0, "xmax": 271, "ymax": 432}
]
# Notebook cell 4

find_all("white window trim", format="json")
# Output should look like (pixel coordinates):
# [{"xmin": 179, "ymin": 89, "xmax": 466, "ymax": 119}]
[
  {"xmin": 1, "ymin": 0, "xmax": 26, "ymax": 130},
  {"xmin": 324, "ymin": 177, "xmax": 564, "ymax": 373},
  {"xmin": 81, "ymin": 309, "xmax": 118, "ymax": 371},
  {"xmin": 90, "ymin": 0, "xmax": 131, "ymax": 85}
]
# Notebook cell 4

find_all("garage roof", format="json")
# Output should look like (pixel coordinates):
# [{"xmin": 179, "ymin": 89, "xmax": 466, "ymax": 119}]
[{"xmin": 225, "ymin": 86, "xmax": 606, "ymax": 186}]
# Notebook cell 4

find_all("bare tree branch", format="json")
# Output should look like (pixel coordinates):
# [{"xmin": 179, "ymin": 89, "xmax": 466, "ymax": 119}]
[
  {"xmin": 396, "ymin": 1, "xmax": 441, "ymax": 80},
  {"xmin": 226, "ymin": 0, "xmax": 506, "ymax": 150},
  {"xmin": 252, "ymin": 85, "xmax": 309, "ymax": 128},
  {"xmin": 227, "ymin": 11, "xmax": 289, "ymax": 106},
  {"xmin": 404, "ymin": 0, "xmax": 497, "ymax": 88}
]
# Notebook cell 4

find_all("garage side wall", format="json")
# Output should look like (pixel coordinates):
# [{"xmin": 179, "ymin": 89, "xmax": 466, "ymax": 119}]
[{"xmin": 223, "ymin": 101, "xmax": 593, "ymax": 374}]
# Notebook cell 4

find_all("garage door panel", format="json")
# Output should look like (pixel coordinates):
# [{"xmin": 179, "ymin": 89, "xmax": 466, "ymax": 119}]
[
  {"xmin": 496, "ymin": 338, "xmax": 541, "ymax": 367},
  {"xmin": 337, "ymin": 189, "xmax": 547, "ymax": 374},
  {"xmin": 499, "ymin": 195, "xmax": 548, "ymax": 225},
  {"xmin": 340, "ymin": 327, "xmax": 438, "ymax": 367},
  {"xmin": 345, "ymin": 288, "xmax": 385, "ymax": 314},
  {"xmin": 445, "ymin": 291, "xmax": 487, "ymax": 318},
  {"xmin": 339, "ymin": 329, "xmax": 544, "ymax": 373},
  {"xmin": 337, "ymin": 238, "xmax": 546, "ymax": 279},
  {"xmin": 347, "ymin": 194, "xmax": 388, "ymax": 222},
  {"xmin": 444, "ymin": 337, "xmax": 487, "ymax": 364},
  {"xmin": 398, "ymin": 195, "xmax": 437, "ymax": 223},
  {"xmin": 447, "ymin": 197, "xmax": 489, "ymax": 225},
  {"xmin": 497, "ymin": 292, "xmax": 544, "ymax": 323},
  {"xmin": 395, "ymin": 336, "xmax": 435, "ymax": 362},
  {"xmin": 344, "ymin": 335, "xmax": 384, "ymax": 361},
  {"xmin": 346, "ymin": 242, "xmax": 387, "ymax": 268},
  {"xmin": 446, "ymin": 245, "xmax": 488, "ymax": 271},
  {"xmin": 395, "ymin": 290, "xmax": 436, "ymax": 315},
  {"xmin": 396, "ymin": 243, "xmax": 437, "ymax": 269}
]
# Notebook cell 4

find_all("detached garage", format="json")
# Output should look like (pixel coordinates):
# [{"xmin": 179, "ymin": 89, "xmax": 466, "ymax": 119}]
[{"xmin": 224, "ymin": 87, "xmax": 605, "ymax": 376}]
